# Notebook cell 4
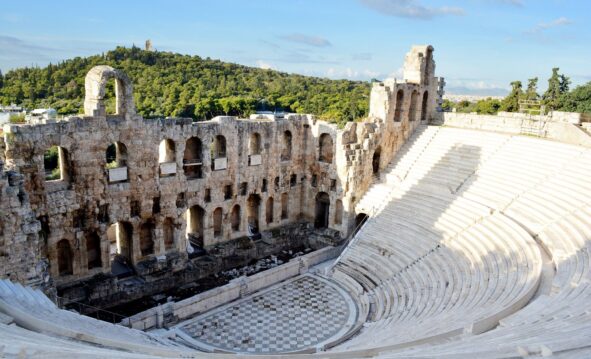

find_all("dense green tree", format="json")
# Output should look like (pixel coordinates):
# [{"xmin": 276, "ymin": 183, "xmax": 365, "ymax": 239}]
[
  {"xmin": 500, "ymin": 81, "xmax": 523, "ymax": 112},
  {"xmin": 558, "ymin": 82, "xmax": 591, "ymax": 114},
  {"xmin": 474, "ymin": 98, "xmax": 502, "ymax": 114}
]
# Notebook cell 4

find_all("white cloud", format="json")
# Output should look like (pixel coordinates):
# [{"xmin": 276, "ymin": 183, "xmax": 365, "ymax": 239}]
[
  {"xmin": 359, "ymin": 0, "xmax": 464, "ymax": 19},
  {"xmin": 278, "ymin": 33, "xmax": 332, "ymax": 47},
  {"xmin": 526, "ymin": 17, "xmax": 573, "ymax": 34}
]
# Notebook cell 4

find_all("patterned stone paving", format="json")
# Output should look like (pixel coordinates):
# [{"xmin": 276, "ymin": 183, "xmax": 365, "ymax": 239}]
[{"xmin": 176, "ymin": 274, "xmax": 357, "ymax": 353}]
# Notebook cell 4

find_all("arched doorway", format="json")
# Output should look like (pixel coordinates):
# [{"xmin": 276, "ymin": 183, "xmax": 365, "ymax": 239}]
[
  {"xmin": 354, "ymin": 213, "xmax": 369, "ymax": 233},
  {"xmin": 315, "ymin": 192, "xmax": 330, "ymax": 229}
]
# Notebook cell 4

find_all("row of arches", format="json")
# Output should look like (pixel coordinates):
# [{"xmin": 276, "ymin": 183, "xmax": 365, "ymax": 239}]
[
  {"xmin": 43, "ymin": 129, "xmax": 335, "ymax": 184},
  {"xmin": 56, "ymin": 218, "xmax": 177, "ymax": 276},
  {"xmin": 185, "ymin": 193, "xmax": 291, "ymax": 245},
  {"xmin": 393, "ymin": 89, "xmax": 429, "ymax": 123},
  {"xmin": 55, "ymin": 191, "xmax": 345, "ymax": 277}
]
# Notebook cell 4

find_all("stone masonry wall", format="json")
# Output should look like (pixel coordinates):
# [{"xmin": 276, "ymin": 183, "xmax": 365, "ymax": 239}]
[{"xmin": 0, "ymin": 45, "xmax": 441, "ymax": 289}]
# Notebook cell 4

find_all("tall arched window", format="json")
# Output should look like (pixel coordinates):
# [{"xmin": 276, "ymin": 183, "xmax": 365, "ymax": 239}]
[
  {"xmin": 231, "ymin": 205, "xmax": 241, "ymax": 232},
  {"xmin": 318, "ymin": 133, "xmax": 333, "ymax": 163},
  {"xmin": 315, "ymin": 192, "xmax": 330, "ymax": 229},
  {"xmin": 186, "ymin": 205, "xmax": 205, "ymax": 247},
  {"xmin": 44, "ymin": 146, "xmax": 70, "ymax": 182},
  {"xmin": 105, "ymin": 142, "xmax": 128, "ymax": 183},
  {"xmin": 107, "ymin": 221, "xmax": 132, "ymax": 265},
  {"xmin": 163, "ymin": 218, "xmax": 175, "ymax": 250},
  {"xmin": 183, "ymin": 137, "xmax": 203, "ymax": 179},
  {"xmin": 86, "ymin": 233, "xmax": 102, "ymax": 270},
  {"xmin": 249, "ymin": 132, "xmax": 262, "ymax": 166},
  {"xmin": 409, "ymin": 90, "xmax": 419, "ymax": 121},
  {"xmin": 421, "ymin": 91, "xmax": 429, "ymax": 122},
  {"xmin": 159, "ymin": 139, "xmax": 176, "ymax": 176},
  {"xmin": 247, "ymin": 194, "xmax": 261, "ymax": 230},
  {"xmin": 211, "ymin": 135, "xmax": 227, "ymax": 170},
  {"xmin": 281, "ymin": 193, "xmax": 289, "ymax": 220},
  {"xmin": 266, "ymin": 197, "xmax": 274, "ymax": 224},
  {"xmin": 213, "ymin": 207, "xmax": 223, "ymax": 238},
  {"xmin": 139, "ymin": 221, "xmax": 155, "ymax": 257},
  {"xmin": 281, "ymin": 130, "xmax": 292, "ymax": 161},
  {"xmin": 57, "ymin": 239, "xmax": 73, "ymax": 276},
  {"xmin": 335, "ymin": 200, "xmax": 343, "ymax": 225},
  {"xmin": 249, "ymin": 132, "xmax": 261, "ymax": 155},
  {"xmin": 394, "ymin": 89, "xmax": 404, "ymax": 122}
]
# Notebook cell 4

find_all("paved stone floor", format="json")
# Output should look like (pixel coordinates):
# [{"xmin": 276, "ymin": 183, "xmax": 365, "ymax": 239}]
[{"xmin": 176, "ymin": 274, "xmax": 357, "ymax": 353}]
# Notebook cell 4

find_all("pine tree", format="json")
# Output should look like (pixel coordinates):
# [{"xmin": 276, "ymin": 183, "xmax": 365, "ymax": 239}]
[
  {"xmin": 543, "ymin": 68, "xmax": 561, "ymax": 110},
  {"xmin": 525, "ymin": 77, "xmax": 539, "ymax": 100},
  {"xmin": 501, "ymin": 81, "xmax": 523, "ymax": 112}
]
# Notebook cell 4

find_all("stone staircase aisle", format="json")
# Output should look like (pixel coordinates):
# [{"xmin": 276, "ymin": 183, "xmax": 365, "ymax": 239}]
[{"xmin": 355, "ymin": 125, "xmax": 441, "ymax": 217}]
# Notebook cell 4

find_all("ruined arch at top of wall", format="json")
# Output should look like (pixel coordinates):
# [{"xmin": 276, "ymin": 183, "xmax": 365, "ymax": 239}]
[
  {"xmin": 403, "ymin": 45, "xmax": 435, "ymax": 86},
  {"xmin": 84, "ymin": 65, "xmax": 136, "ymax": 118}
]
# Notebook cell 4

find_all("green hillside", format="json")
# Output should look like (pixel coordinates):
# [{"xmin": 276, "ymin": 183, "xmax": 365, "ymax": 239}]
[{"xmin": 0, "ymin": 46, "xmax": 371, "ymax": 127}]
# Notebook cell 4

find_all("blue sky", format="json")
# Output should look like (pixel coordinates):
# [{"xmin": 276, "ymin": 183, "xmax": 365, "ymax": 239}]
[{"xmin": 0, "ymin": 0, "xmax": 589, "ymax": 96}]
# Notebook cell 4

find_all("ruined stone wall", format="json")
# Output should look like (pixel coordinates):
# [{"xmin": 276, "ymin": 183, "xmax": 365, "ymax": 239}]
[
  {"xmin": 0, "ymin": 45, "xmax": 441, "ymax": 288},
  {"xmin": 0, "ymin": 155, "xmax": 45, "ymax": 286}
]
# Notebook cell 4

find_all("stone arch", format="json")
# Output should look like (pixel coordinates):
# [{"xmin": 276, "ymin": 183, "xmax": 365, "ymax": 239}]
[
  {"xmin": 421, "ymin": 91, "xmax": 429, "ymax": 122},
  {"xmin": 183, "ymin": 137, "xmax": 203, "ymax": 179},
  {"xmin": 159, "ymin": 139, "xmax": 175, "ymax": 163},
  {"xmin": 266, "ymin": 197, "xmax": 274, "ymax": 224},
  {"xmin": 163, "ymin": 217, "xmax": 175, "ymax": 250},
  {"xmin": 315, "ymin": 192, "xmax": 330, "ymax": 229},
  {"xmin": 84, "ymin": 65, "xmax": 136, "ymax": 117},
  {"xmin": 85, "ymin": 232, "xmax": 102, "ymax": 270},
  {"xmin": 139, "ymin": 221, "xmax": 155, "ymax": 257},
  {"xmin": 57, "ymin": 239, "xmax": 73, "ymax": 276},
  {"xmin": 394, "ymin": 89, "xmax": 404, "ymax": 122},
  {"xmin": 319, "ymin": 133, "xmax": 334, "ymax": 163},
  {"xmin": 409, "ymin": 90, "xmax": 419, "ymax": 121},
  {"xmin": 231, "ymin": 205, "xmax": 241, "ymax": 232},
  {"xmin": 107, "ymin": 221, "xmax": 132, "ymax": 264},
  {"xmin": 211, "ymin": 135, "xmax": 227, "ymax": 159},
  {"xmin": 106, "ymin": 141, "xmax": 128, "ymax": 167},
  {"xmin": 213, "ymin": 207, "xmax": 223, "ymax": 238},
  {"xmin": 249, "ymin": 132, "xmax": 262, "ymax": 155},
  {"xmin": 186, "ymin": 205, "xmax": 205, "ymax": 246},
  {"xmin": 355, "ymin": 213, "xmax": 369, "ymax": 231},
  {"xmin": 335, "ymin": 200, "xmax": 343, "ymax": 225},
  {"xmin": 247, "ymin": 194, "xmax": 261, "ymax": 230},
  {"xmin": 44, "ymin": 146, "xmax": 71, "ymax": 182},
  {"xmin": 281, "ymin": 130, "xmax": 292, "ymax": 161}
]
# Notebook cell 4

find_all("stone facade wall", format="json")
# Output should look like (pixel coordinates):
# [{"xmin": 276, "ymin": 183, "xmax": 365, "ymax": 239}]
[{"xmin": 0, "ymin": 45, "xmax": 440, "ymax": 288}]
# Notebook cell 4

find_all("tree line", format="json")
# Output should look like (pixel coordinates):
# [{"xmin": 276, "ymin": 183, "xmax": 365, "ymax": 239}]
[
  {"xmin": 443, "ymin": 68, "xmax": 591, "ymax": 115},
  {"xmin": 0, "ymin": 46, "xmax": 370, "ymax": 128}
]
